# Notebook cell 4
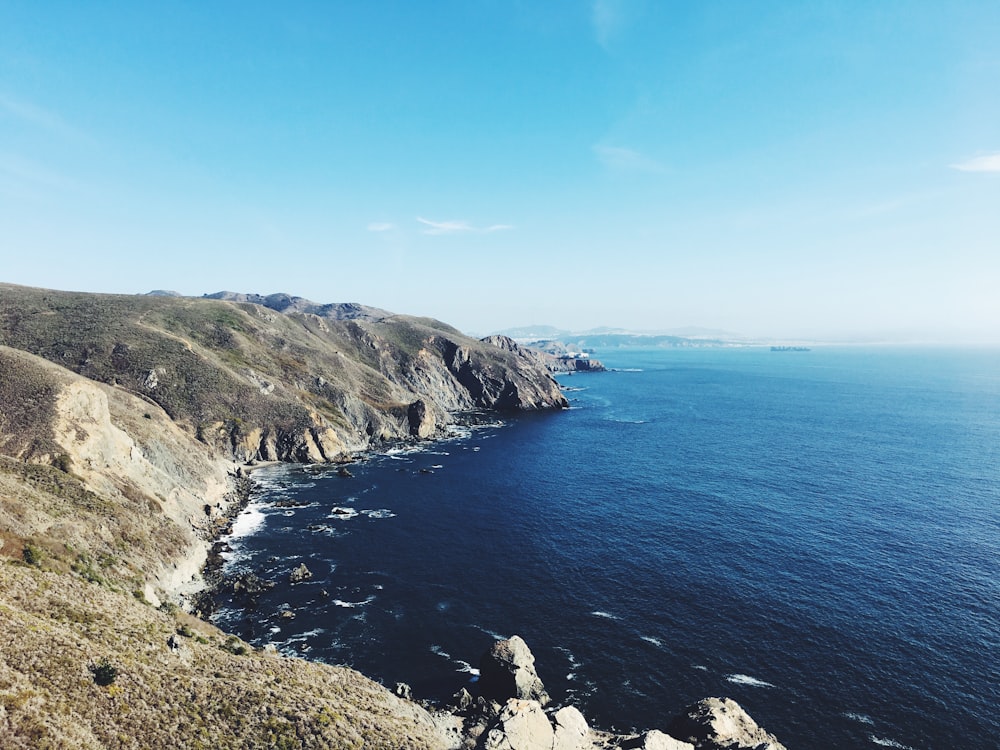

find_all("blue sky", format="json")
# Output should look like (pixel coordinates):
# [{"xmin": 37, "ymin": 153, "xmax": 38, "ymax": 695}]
[{"xmin": 2, "ymin": 1, "xmax": 998, "ymax": 341}]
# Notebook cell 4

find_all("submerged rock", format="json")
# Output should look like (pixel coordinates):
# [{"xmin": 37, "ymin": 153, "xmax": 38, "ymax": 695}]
[
  {"xmin": 479, "ymin": 635, "xmax": 550, "ymax": 706},
  {"xmin": 289, "ymin": 563, "xmax": 313, "ymax": 583}
]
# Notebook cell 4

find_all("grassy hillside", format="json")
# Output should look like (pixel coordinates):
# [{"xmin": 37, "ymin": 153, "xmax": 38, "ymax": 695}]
[
  {"xmin": 0, "ymin": 563, "xmax": 447, "ymax": 749},
  {"xmin": 0, "ymin": 284, "xmax": 566, "ymax": 462}
]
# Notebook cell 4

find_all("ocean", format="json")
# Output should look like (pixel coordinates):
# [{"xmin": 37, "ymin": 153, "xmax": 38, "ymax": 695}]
[{"xmin": 211, "ymin": 346, "xmax": 1000, "ymax": 749}]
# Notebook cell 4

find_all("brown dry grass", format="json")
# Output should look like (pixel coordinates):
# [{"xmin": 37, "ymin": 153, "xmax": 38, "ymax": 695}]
[{"xmin": 0, "ymin": 563, "xmax": 447, "ymax": 749}]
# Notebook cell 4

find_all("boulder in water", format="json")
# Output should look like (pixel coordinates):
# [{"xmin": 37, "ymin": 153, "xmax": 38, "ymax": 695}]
[
  {"xmin": 478, "ymin": 635, "xmax": 550, "ymax": 706},
  {"xmin": 289, "ymin": 563, "xmax": 313, "ymax": 583}
]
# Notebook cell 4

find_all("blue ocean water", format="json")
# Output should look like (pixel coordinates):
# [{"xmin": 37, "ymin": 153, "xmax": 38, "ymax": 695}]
[{"xmin": 212, "ymin": 347, "xmax": 1000, "ymax": 749}]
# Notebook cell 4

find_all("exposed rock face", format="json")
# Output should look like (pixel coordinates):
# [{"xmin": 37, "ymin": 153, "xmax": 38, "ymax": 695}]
[
  {"xmin": 483, "ymin": 699, "xmax": 554, "ymax": 750},
  {"xmin": 289, "ymin": 563, "xmax": 313, "ymax": 583},
  {"xmin": 551, "ymin": 706, "xmax": 590, "ymax": 750},
  {"xmin": 441, "ymin": 336, "xmax": 566, "ymax": 412},
  {"xmin": 554, "ymin": 357, "xmax": 605, "ymax": 373},
  {"xmin": 666, "ymin": 698, "xmax": 787, "ymax": 750},
  {"xmin": 479, "ymin": 635, "xmax": 551, "ymax": 706},
  {"xmin": 407, "ymin": 399, "xmax": 435, "ymax": 438},
  {"xmin": 622, "ymin": 730, "xmax": 695, "ymax": 750}
]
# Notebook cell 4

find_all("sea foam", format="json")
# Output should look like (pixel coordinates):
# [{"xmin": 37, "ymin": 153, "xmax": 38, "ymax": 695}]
[{"xmin": 725, "ymin": 674, "xmax": 775, "ymax": 688}]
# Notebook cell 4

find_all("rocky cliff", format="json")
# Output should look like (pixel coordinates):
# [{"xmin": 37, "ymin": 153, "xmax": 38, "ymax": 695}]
[{"xmin": 0, "ymin": 284, "xmax": 567, "ymax": 465}]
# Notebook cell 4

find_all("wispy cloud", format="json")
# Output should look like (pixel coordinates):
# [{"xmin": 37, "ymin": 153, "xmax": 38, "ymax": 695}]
[
  {"xmin": 591, "ymin": 0, "xmax": 627, "ymax": 49},
  {"xmin": 951, "ymin": 152, "xmax": 1000, "ymax": 173},
  {"xmin": 0, "ymin": 153, "xmax": 83, "ymax": 198},
  {"xmin": 593, "ymin": 144, "xmax": 664, "ymax": 173},
  {"xmin": 0, "ymin": 93, "xmax": 91, "ymax": 144},
  {"xmin": 416, "ymin": 217, "xmax": 513, "ymax": 236},
  {"xmin": 367, "ymin": 222, "xmax": 395, "ymax": 232}
]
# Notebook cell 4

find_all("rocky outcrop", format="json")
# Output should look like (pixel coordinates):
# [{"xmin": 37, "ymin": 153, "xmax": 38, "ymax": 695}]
[
  {"xmin": 666, "ymin": 698, "xmax": 787, "ymax": 750},
  {"xmin": 479, "ymin": 635, "xmax": 551, "ymax": 706},
  {"xmin": 483, "ymin": 699, "xmax": 554, "ymax": 750},
  {"xmin": 551, "ymin": 706, "xmax": 590, "ymax": 750},
  {"xmin": 553, "ymin": 357, "xmax": 605, "ymax": 373},
  {"xmin": 289, "ymin": 563, "xmax": 313, "ymax": 583},
  {"xmin": 464, "ymin": 638, "xmax": 783, "ymax": 750}
]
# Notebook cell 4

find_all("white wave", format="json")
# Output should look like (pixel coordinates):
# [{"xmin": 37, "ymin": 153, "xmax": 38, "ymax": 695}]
[
  {"xmin": 229, "ymin": 503, "xmax": 266, "ymax": 539},
  {"xmin": 298, "ymin": 628, "xmax": 326, "ymax": 638},
  {"xmin": 282, "ymin": 510, "xmax": 295, "ymax": 516},
  {"xmin": 360, "ymin": 509, "xmax": 396, "ymax": 519},
  {"xmin": 554, "ymin": 646, "xmax": 581, "ymax": 668},
  {"xmin": 430, "ymin": 645, "xmax": 479, "ymax": 676},
  {"xmin": 725, "ymin": 674, "xmax": 775, "ymax": 688},
  {"xmin": 430, "ymin": 464, "xmax": 444, "ymax": 469},
  {"xmin": 869, "ymin": 737, "xmax": 915, "ymax": 750},
  {"xmin": 430, "ymin": 644, "xmax": 452, "ymax": 660},
  {"xmin": 845, "ymin": 713, "xmax": 875, "ymax": 726},
  {"xmin": 641, "ymin": 636, "xmax": 664, "ymax": 648},
  {"xmin": 693, "ymin": 664, "xmax": 709, "ymax": 671},
  {"xmin": 471, "ymin": 624, "xmax": 507, "ymax": 640},
  {"xmin": 332, "ymin": 595, "xmax": 375, "ymax": 608},
  {"xmin": 590, "ymin": 610, "xmax": 620, "ymax": 620},
  {"xmin": 454, "ymin": 660, "xmax": 479, "ymax": 676},
  {"xmin": 384, "ymin": 446, "xmax": 420, "ymax": 456}
]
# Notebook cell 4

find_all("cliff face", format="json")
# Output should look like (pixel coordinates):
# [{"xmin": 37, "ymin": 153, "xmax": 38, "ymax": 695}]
[
  {"xmin": 0, "ymin": 283, "xmax": 567, "ymax": 602},
  {"xmin": 0, "ymin": 345, "xmax": 231, "ymax": 602},
  {"xmin": 0, "ymin": 284, "xmax": 569, "ymax": 748},
  {"xmin": 0, "ymin": 284, "xmax": 566, "ymax": 464}
]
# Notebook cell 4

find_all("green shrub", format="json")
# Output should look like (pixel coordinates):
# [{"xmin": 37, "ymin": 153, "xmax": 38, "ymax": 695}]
[
  {"xmin": 220, "ymin": 636, "xmax": 248, "ymax": 655},
  {"xmin": 22, "ymin": 543, "xmax": 43, "ymax": 567},
  {"xmin": 90, "ymin": 658, "xmax": 118, "ymax": 686}
]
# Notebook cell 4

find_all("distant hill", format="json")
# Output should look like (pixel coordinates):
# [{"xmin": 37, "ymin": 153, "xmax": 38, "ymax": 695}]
[
  {"xmin": 202, "ymin": 291, "xmax": 392, "ymax": 322},
  {"xmin": 493, "ymin": 324, "xmax": 750, "ymax": 349}
]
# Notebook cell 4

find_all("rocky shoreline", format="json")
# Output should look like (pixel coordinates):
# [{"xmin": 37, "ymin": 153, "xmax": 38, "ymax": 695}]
[
  {"xmin": 423, "ymin": 635, "xmax": 786, "ymax": 750},
  {"xmin": 191, "ymin": 460, "xmax": 788, "ymax": 750}
]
